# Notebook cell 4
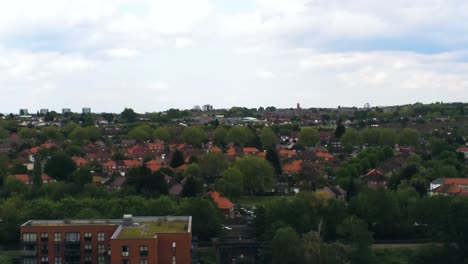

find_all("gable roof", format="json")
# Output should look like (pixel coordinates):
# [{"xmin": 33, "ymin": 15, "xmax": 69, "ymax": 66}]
[
  {"xmin": 209, "ymin": 191, "xmax": 234, "ymax": 210},
  {"xmin": 316, "ymin": 151, "xmax": 334, "ymax": 159},
  {"xmin": 282, "ymin": 160, "xmax": 302, "ymax": 172},
  {"xmin": 279, "ymin": 149, "xmax": 297, "ymax": 156},
  {"xmin": 456, "ymin": 146, "xmax": 468, "ymax": 153},
  {"xmin": 15, "ymin": 174, "xmax": 30, "ymax": 183},
  {"xmin": 243, "ymin": 147, "xmax": 260, "ymax": 154},
  {"xmin": 432, "ymin": 184, "xmax": 466, "ymax": 195}
]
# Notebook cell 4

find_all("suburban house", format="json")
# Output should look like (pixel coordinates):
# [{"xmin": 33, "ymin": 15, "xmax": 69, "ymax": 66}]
[
  {"xmin": 282, "ymin": 160, "xmax": 302, "ymax": 176},
  {"xmin": 209, "ymin": 191, "xmax": 234, "ymax": 219},
  {"xmin": 108, "ymin": 176, "xmax": 127, "ymax": 190},
  {"xmin": 14, "ymin": 174, "xmax": 55, "ymax": 185},
  {"xmin": 72, "ymin": 156, "xmax": 88, "ymax": 168},
  {"xmin": 147, "ymin": 141, "xmax": 166, "ymax": 154},
  {"xmin": 318, "ymin": 185, "xmax": 347, "ymax": 199},
  {"xmin": 430, "ymin": 178, "xmax": 468, "ymax": 196},
  {"xmin": 361, "ymin": 169, "xmax": 387, "ymax": 188},
  {"xmin": 315, "ymin": 151, "xmax": 334, "ymax": 161},
  {"xmin": 102, "ymin": 160, "xmax": 141, "ymax": 176},
  {"xmin": 279, "ymin": 149, "xmax": 297, "ymax": 157},
  {"xmin": 456, "ymin": 146, "xmax": 468, "ymax": 159},
  {"xmin": 243, "ymin": 147, "xmax": 260, "ymax": 155}
]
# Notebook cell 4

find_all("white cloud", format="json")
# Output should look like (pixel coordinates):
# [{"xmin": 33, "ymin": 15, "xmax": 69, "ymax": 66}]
[
  {"xmin": 104, "ymin": 48, "xmax": 140, "ymax": 58},
  {"xmin": 256, "ymin": 68, "xmax": 275, "ymax": 80},
  {"xmin": 175, "ymin": 38, "xmax": 194, "ymax": 49}
]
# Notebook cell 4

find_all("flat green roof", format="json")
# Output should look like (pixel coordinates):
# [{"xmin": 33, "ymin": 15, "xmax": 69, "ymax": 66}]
[{"xmin": 117, "ymin": 220, "xmax": 188, "ymax": 239}]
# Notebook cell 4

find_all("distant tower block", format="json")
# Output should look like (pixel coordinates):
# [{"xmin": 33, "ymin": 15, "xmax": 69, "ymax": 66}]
[
  {"xmin": 364, "ymin": 103, "xmax": 371, "ymax": 109},
  {"xmin": 62, "ymin": 108, "xmax": 71, "ymax": 114},
  {"xmin": 19, "ymin": 109, "xmax": 28, "ymax": 115},
  {"xmin": 297, "ymin": 103, "xmax": 301, "ymax": 110},
  {"xmin": 82, "ymin": 107, "xmax": 91, "ymax": 114}
]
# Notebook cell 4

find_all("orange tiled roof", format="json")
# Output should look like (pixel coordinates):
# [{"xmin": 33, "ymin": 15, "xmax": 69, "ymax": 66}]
[
  {"xmin": 283, "ymin": 160, "xmax": 302, "ymax": 172},
  {"xmin": 72, "ymin": 156, "xmax": 88, "ymax": 165},
  {"xmin": 123, "ymin": 160, "xmax": 141, "ymax": 166},
  {"xmin": 279, "ymin": 149, "xmax": 297, "ymax": 156},
  {"xmin": 365, "ymin": 169, "xmax": 384, "ymax": 176},
  {"xmin": 175, "ymin": 164, "xmax": 187, "ymax": 171},
  {"xmin": 103, "ymin": 160, "xmax": 117, "ymax": 167},
  {"xmin": 456, "ymin": 146, "xmax": 468, "ymax": 153},
  {"xmin": 212, "ymin": 146, "xmax": 223, "ymax": 153},
  {"xmin": 258, "ymin": 152, "xmax": 266, "ymax": 157},
  {"xmin": 226, "ymin": 147, "xmax": 236, "ymax": 156},
  {"xmin": 432, "ymin": 184, "xmax": 465, "ymax": 194},
  {"xmin": 209, "ymin": 191, "xmax": 234, "ymax": 210},
  {"xmin": 316, "ymin": 151, "xmax": 334, "ymax": 159},
  {"xmin": 243, "ymin": 147, "xmax": 260, "ymax": 154},
  {"xmin": 147, "ymin": 142, "xmax": 164, "ymax": 148},
  {"xmin": 41, "ymin": 173, "xmax": 53, "ymax": 181},
  {"xmin": 15, "ymin": 174, "xmax": 30, "ymax": 183},
  {"xmin": 442, "ymin": 178, "xmax": 468, "ymax": 185}
]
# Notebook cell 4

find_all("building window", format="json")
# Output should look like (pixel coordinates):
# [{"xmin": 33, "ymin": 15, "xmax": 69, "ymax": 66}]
[
  {"xmin": 23, "ymin": 233, "xmax": 37, "ymax": 242},
  {"xmin": 172, "ymin": 242, "xmax": 176, "ymax": 253},
  {"xmin": 54, "ymin": 233, "xmax": 61, "ymax": 242},
  {"xmin": 41, "ymin": 244, "xmax": 48, "ymax": 255},
  {"xmin": 23, "ymin": 258, "xmax": 37, "ymax": 264},
  {"xmin": 98, "ymin": 256, "xmax": 105, "ymax": 264},
  {"xmin": 140, "ymin": 260, "xmax": 148, "ymax": 264},
  {"xmin": 122, "ymin": 260, "xmax": 130, "ymax": 264},
  {"xmin": 85, "ymin": 244, "xmax": 92, "ymax": 254},
  {"xmin": 41, "ymin": 256, "xmax": 49, "ymax": 264},
  {"xmin": 84, "ymin": 232, "xmax": 92, "ymax": 241},
  {"xmin": 139, "ymin": 246, "xmax": 148, "ymax": 257},
  {"xmin": 84, "ymin": 256, "xmax": 92, "ymax": 264},
  {"xmin": 65, "ymin": 232, "xmax": 80, "ymax": 242},
  {"xmin": 54, "ymin": 244, "xmax": 61, "ymax": 254},
  {"xmin": 54, "ymin": 257, "xmax": 62, "ymax": 264},
  {"xmin": 97, "ymin": 232, "xmax": 105, "ymax": 241},
  {"xmin": 41, "ymin": 232, "xmax": 48, "ymax": 242},
  {"xmin": 122, "ymin": 245, "xmax": 130, "ymax": 257},
  {"xmin": 172, "ymin": 256, "xmax": 176, "ymax": 264},
  {"xmin": 98, "ymin": 244, "xmax": 106, "ymax": 254}
]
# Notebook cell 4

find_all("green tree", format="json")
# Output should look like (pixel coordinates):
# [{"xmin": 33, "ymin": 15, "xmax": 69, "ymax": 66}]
[
  {"xmin": 298, "ymin": 127, "xmax": 320, "ymax": 149},
  {"xmin": 265, "ymin": 147, "xmax": 282, "ymax": 175},
  {"xmin": 226, "ymin": 126, "xmax": 253, "ymax": 147},
  {"xmin": 153, "ymin": 127, "xmax": 174, "ymax": 142},
  {"xmin": 378, "ymin": 128, "xmax": 399, "ymax": 146},
  {"xmin": 337, "ymin": 216, "xmax": 373, "ymax": 264},
  {"xmin": 128, "ymin": 125, "xmax": 152, "ymax": 141},
  {"xmin": 183, "ymin": 163, "xmax": 201, "ymax": 178},
  {"xmin": 234, "ymin": 156, "xmax": 274, "ymax": 194},
  {"xmin": 399, "ymin": 128, "xmax": 420, "ymax": 146},
  {"xmin": 260, "ymin": 127, "xmax": 276, "ymax": 150},
  {"xmin": 182, "ymin": 176, "xmax": 204, "ymax": 197},
  {"xmin": 182, "ymin": 127, "xmax": 207, "ymax": 147},
  {"xmin": 170, "ymin": 150, "xmax": 185, "ymax": 168},
  {"xmin": 121, "ymin": 108, "xmax": 138, "ymax": 123},
  {"xmin": 179, "ymin": 198, "xmax": 221, "ymax": 241},
  {"xmin": 32, "ymin": 157, "xmax": 42, "ymax": 187},
  {"xmin": 361, "ymin": 128, "xmax": 380, "ymax": 145},
  {"xmin": 341, "ymin": 128, "xmax": 363, "ymax": 148},
  {"xmin": 213, "ymin": 127, "xmax": 228, "ymax": 145},
  {"xmin": 271, "ymin": 227, "xmax": 303, "ymax": 264},
  {"xmin": 70, "ymin": 168, "xmax": 93, "ymax": 187},
  {"xmin": 42, "ymin": 127, "xmax": 63, "ymax": 140},
  {"xmin": 44, "ymin": 152, "xmax": 77, "ymax": 181},
  {"xmin": 215, "ymin": 167, "xmax": 244, "ymax": 200},
  {"xmin": 335, "ymin": 124, "xmax": 346, "ymax": 138},
  {"xmin": 199, "ymin": 152, "xmax": 228, "ymax": 179}
]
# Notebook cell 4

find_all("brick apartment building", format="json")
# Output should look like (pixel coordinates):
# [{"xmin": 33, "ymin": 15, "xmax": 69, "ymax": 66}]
[{"xmin": 19, "ymin": 215, "xmax": 192, "ymax": 264}]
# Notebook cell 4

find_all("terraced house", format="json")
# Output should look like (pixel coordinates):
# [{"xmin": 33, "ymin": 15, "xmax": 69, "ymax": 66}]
[{"xmin": 20, "ymin": 215, "xmax": 192, "ymax": 264}]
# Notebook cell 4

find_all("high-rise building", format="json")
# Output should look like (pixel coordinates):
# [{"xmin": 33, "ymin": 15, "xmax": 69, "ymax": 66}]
[
  {"xmin": 82, "ymin": 108, "xmax": 91, "ymax": 114},
  {"xmin": 40, "ymin": 109, "xmax": 49, "ymax": 115},
  {"xmin": 20, "ymin": 215, "xmax": 192, "ymax": 264},
  {"xmin": 19, "ymin": 109, "xmax": 29, "ymax": 115},
  {"xmin": 62, "ymin": 108, "xmax": 71, "ymax": 114},
  {"xmin": 202, "ymin": 105, "xmax": 213, "ymax": 111}
]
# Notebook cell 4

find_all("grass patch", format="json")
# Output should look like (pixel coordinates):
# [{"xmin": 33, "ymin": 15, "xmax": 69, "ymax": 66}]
[
  {"xmin": 372, "ymin": 248, "xmax": 416, "ymax": 264},
  {"xmin": 197, "ymin": 248, "xmax": 216, "ymax": 264},
  {"xmin": 118, "ymin": 220, "xmax": 187, "ymax": 238},
  {"xmin": 0, "ymin": 250, "xmax": 20, "ymax": 264}
]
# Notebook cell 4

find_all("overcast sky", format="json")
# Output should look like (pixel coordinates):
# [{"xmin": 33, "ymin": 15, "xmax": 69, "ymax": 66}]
[{"xmin": 0, "ymin": 0, "xmax": 467, "ymax": 113}]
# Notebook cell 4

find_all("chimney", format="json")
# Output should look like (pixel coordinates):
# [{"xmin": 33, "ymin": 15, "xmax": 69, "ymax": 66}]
[{"xmin": 122, "ymin": 214, "xmax": 133, "ymax": 226}]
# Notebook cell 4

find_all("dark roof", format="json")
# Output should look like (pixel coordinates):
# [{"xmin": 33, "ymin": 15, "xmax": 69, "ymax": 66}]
[{"xmin": 109, "ymin": 176, "xmax": 126, "ymax": 187}]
